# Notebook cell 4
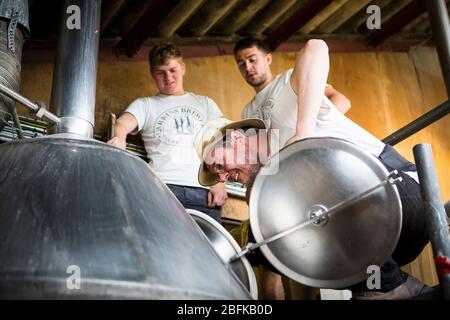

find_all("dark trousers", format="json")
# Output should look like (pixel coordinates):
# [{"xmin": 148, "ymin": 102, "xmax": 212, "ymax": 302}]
[
  {"xmin": 349, "ymin": 144, "xmax": 428, "ymax": 292},
  {"xmin": 167, "ymin": 184, "xmax": 222, "ymax": 223}
]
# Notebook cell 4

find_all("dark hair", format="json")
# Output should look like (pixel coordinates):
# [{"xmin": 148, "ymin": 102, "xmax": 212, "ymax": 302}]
[
  {"xmin": 149, "ymin": 43, "xmax": 182, "ymax": 70},
  {"xmin": 234, "ymin": 37, "xmax": 272, "ymax": 55}
]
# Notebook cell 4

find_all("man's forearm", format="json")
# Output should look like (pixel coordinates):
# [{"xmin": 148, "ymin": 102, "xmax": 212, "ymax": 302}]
[
  {"xmin": 106, "ymin": 112, "xmax": 138, "ymax": 149},
  {"xmin": 113, "ymin": 121, "xmax": 130, "ymax": 140},
  {"xmin": 294, "ymin": 40, "xmax": 330, "ymax": 139}
]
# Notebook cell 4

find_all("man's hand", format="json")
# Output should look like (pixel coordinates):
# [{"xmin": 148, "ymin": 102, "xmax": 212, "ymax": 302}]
[
  {"xmin": 325, "ymin": 85, "xmax": 351, "ymax": 114},
  {"xmin": 284, "ymin": 135, "xmax": 302, "ymax": 147},
  {"xmin": 106, "ymin": 112, "xmax": 138, "ymax": 150},
  {"xmin": 107, "ymin": 136, "xmax": 126, "ymax": 150},
  {"xmin": 208, "ymin": 182, "xmax": 228, "ymax": 208}
]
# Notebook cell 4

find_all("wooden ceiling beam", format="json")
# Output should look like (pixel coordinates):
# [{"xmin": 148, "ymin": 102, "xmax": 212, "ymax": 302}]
[
  {"xmin": 337, "ymin": 0, "xmax": 391, "ymax": 33},
  {"xmin": 299, "ymin": 0, "xmax": 351, "ymax": 34},
  {"xmin": 264, "ymin": 0, "xmax": 334, "ymax": 51},
  {"xmin": 262, "ymin": 0, "xmax": 311, "ymax": 34},
  {"xmin": 402, "ymin": 12, "xmax": 429, "ymax": 32},
  {"xmin": 357, "ymin": 0, "xmax": 414, "ymax": 34},
  {"xmin": 178, "ymin": 0, "xmax": 240, "ymax": 37},
  {"xmin": 116, "ymin": 0, "xmax": 179, "ymax": 56},
  {"xmin": 100, "ymin": 0, "xmax": 128, "ymax": 34},
  {"xmin": 110, "ymin": 0, "xmax": 153, "ymax": 36},
  {"xmin": 23, "ymin": 37, "xmax": 430, "ymax": 63},
  {"xmin": 210, "ymin": 0, "xmax": 271, "ymax": 35},
  {"xmin": 154, "ymin": 0, "xmax": 205, "ymax": 37},
  {"xmin": 408, "ymin": 0, "xmax": 450, "ymax": 34},
  {"xmin": 239, "ymin": 0, "xmax": 298, "ymax": 35},
  {"xmin": 367, "ymin": 0, "xmax": 427, "ymax": 48},
  {"xmin": 316, "ymin": 0, "xmax": 373, "ymax": 34}
]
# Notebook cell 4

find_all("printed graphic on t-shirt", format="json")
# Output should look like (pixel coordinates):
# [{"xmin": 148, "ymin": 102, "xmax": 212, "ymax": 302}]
[
  {"xmin": 154, "ymin": 106, "xmax": 204, "ymax": 145},
  {"xmin": 251, "ymin": 98, "xmax": 274, "ymax": 127}
]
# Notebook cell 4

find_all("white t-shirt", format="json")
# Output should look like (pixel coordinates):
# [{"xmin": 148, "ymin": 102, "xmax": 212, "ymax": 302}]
[
  {"xmin": 126, "ymin": 92, "xmax": 223, "ymax": 188},
  {"xmin": 242, "ymin": 69, "xmax": 385, "ymax": 156}
]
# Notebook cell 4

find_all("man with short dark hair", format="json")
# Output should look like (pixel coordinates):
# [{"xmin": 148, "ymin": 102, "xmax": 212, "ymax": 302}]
[
  {"xmin": 235, "ymin": 37, "xmax": 351, "ymax": 130},
  {"xmin": 107, "ymin": 43, "xmax": 227, "ymax": 222}
]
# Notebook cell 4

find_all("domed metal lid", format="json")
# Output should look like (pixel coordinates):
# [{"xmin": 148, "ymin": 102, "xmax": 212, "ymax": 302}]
[
  {"xmin": 249, "ymin": 137, "xmax": 402, "ymax": 289},
  {"xmin": 187, "ymin": 209, "xmax": 258, "ymax": 299}
]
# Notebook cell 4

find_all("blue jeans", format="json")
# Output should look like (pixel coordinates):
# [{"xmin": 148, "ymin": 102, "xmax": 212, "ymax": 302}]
[{"xmin": 167, "ymin": 184, "xmax": 222, "ymax": 223}]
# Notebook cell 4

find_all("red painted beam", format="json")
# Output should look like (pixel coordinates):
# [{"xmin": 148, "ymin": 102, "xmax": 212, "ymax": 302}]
[
  {"xmin": 265, "ymin": 0, "xmax": 334, "ymax": 51},
  {"xmin": 22, "ymin": 40, "xmax": 429, "ymax": 63},
  {"xmin": 116, "ymin": 0, "xmax": 179, "ymax": 57},
  {"xmin": 367, "ymin": 0, "xmax": 427, "ymax": 48}
]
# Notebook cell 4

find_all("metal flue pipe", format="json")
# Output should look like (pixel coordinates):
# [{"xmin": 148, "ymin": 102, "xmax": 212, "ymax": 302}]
[
  {"xmin": 413, "ymin": 144, "xmax": 450, "ymax": 299},
  {"xmin": 49, "ymin": 0, "xmax": 101, "ymax": 137},
  {"xmin": 426, "ymin": 0, "xmax": 450, "ymax": 97}
]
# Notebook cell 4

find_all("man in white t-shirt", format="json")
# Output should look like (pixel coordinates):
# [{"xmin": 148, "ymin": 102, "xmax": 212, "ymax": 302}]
[
  {"xmin": 107, "ymin": 43, "xmax": 227, "ymax": 222},
  {"xmin": 193, "ymin": 38, "xmax": 429, "ymax": 300}
]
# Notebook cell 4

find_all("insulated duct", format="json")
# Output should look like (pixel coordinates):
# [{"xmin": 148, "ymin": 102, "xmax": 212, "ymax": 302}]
[{"xmin": 0, "ymin": 0, "xmax": 29, "ymax": 135}]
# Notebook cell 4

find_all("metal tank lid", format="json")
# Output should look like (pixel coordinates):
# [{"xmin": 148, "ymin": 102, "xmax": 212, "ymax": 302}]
[{"xmin": 249, "ymin": 137, "xmax": 402, "ymax": 289}]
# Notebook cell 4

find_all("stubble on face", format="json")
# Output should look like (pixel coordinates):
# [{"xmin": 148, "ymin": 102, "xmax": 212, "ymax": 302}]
[
  {"xmin": 246, "ymin": 73, "xmax": 267, "ymax": 88},
  {"xmin": 205, "ymin": 143, "xmax": 262, "ymax": 187}
]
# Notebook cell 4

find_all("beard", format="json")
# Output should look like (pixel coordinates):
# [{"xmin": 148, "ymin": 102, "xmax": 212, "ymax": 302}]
[
  {"xmin": 246, "ymin": 74, "xmax": 267, "ymax": 88},
  {"xmin": 243, "ymin": 164, "xmax": 262, "ymax": 200},
  {"xmin": 241, "ymin": 163, "xmax": 262, "ymax": 187}
]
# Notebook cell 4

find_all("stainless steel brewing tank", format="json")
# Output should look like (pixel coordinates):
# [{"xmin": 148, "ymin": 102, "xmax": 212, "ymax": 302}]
[
  {"xmin": 249, "ymin": 137, "xmax": 402, "ymax": 289},
  {"xmin": 0, "ymin": 135, "xmax": 251, "ymax": 299}
]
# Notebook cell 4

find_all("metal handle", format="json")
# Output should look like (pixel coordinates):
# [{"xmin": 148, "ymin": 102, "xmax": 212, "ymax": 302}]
[
  {"xmin": 0, "ymin": 83, "xmax": 61, "ymax": 125},
  {"xmin": 230, "ymin": 170, "xmax": 402, "ymax": 262}
]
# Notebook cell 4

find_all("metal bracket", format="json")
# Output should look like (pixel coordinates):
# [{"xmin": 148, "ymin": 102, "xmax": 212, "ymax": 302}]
[
  {"xmin": 34, "ymin": 101, "xmax": 47, "ymax": 118},
  {"xmin": 7, "ymin": 8, "xmax": 19, "ymax": 53}
]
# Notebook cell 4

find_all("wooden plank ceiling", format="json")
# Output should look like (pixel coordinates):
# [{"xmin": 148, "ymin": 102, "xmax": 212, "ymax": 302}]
[{"xmin": 26, "ymin": 0, "xmax": 450, "ymax": 57}]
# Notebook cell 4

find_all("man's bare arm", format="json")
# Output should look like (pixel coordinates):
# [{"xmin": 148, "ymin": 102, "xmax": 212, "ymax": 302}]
[
  {"xmin": 325, "ymin": 85, "xmax": 351, "ymax": 114},
  {"xmin": 289, "ymin": 39, "xmax": 330, "ymax": 143},
  {"xmin": 106, "ymin": 112, "xmax": 138, "ymax": 150}
]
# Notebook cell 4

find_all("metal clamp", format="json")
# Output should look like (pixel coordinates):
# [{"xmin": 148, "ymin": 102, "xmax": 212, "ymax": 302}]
[
  {"xmin": 0, "ymin": 83, "xmax": 60, "ymax": 125},
  {"xmin": 7, "ymin": 8, "xmax": 19, "ymax": 53},
  {"xmin": 35, "ymin": 101, "xmax": 47, "ymax": 118}
]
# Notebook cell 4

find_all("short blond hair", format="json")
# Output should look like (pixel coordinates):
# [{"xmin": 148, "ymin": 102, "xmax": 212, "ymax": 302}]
[{"xmin": 149, "ymin": 43, "xmax": 182, "ymax": 70}]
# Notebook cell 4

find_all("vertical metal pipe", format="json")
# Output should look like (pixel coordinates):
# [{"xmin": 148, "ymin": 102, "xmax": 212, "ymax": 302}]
[
  {"xmin": 49, "ymin": 0, "xmax": 101, "ymax": 137},
  {"xmin": 426, "ymin": 0, "xmax": 450, "ymax": 97},
  {"xmin": 413, "ymin": 144, "xmax": 450, "ymax": 299}
]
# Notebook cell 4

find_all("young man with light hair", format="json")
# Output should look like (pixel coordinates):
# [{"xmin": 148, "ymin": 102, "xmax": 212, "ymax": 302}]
[{"xmin": 108, "ymin": 43, "xmax": 227, "ymax": 222}]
